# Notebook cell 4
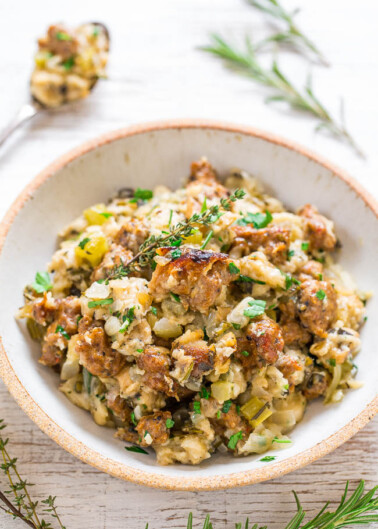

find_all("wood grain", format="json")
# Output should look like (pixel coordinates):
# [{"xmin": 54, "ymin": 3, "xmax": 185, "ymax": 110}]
[
  {"xmin": 0, "ymin": 0, "xmax": 377, "ymax": 527},
  {"xmin": 1, "ymin": 381, "xmax": 377, "ymax": 529}
]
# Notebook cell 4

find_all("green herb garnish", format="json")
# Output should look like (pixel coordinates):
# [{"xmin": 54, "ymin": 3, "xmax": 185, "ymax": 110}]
[
  {"xmin": 237, "ymin": 275, "xmax": 266, "ymax": 285},
  {"xmin": 316, "ymin": 289, "xmax": 326, "ymax": 300},
  {"xmin": 241, "ymin": 350, "xmax": 249, "ymax": 357},
  {"xmin": 232, "ymin": 323, "xmax": 241, "ymax": 330},
  {"xmin": 133, "ymin": 188, "xmax": 153, "ymax": 201},
  {"xmin": 200, "ymin": 387, "xmax": 210, "ymax": 399},
  {"xmin": 125, "ymin": 445, "xmax": 148, "ymax": 454},
  {"xmin": 236, "ymin": 210, "xmax": 273, "ymax": 229},
  {"xmin": 62, "ymin": 56, "xmax": 75, "ymax": 70},
  {"xmin": 166, "ymin": 418, "xmax": 175, "ymax": 429},
  {"xmin": 229, "ymin": 262, "xmax": 240, "ymax": 274},
  {"xmin": 285, "ymin": 275, "xmax": 301, "ymax": 290},
  {"xmin": 131, "ymin": 412, "xmax": 137, "ymax": 426},
  {"xmin": 56, "ymin": 31, "xmax": 72, "ymax": 41},
  {"xmin": 201, "ymin": 230, "xmax": 213, "ymax": 249},
  {"xmin": 31, "ymin": 271, "xmax": 53, "ymax": 293},
  {"xmin": 88, "ymin": 298, "xmax": 114, "ymax": 308},
  {"xmin": 222, "ymin": 400, "xmax": 232, "ymax": 413},
  {"xmin": 243, "ymin": 299, "xmax": 266, "ymax": 319},
  {"xmin": 260, "ymin": 455, "xmax": 276, "ymax": 462},
  {"xmin": 171, "ymin": 249, "xmax": 182, "ymax": 259},
  {"xmin": 272, "ymin": 437, "xmax": 292, "ymax": 444},
  {"xmin": 170, "ymin": 292, "xmax": 181, "ymax": 303},
  {"xmin": 301, "ymin": 242, "xmax": 309, "ymax": 251},
  {"xmin": 193, "ymin": 402, "xmax": 201, "ymax": 415},
  {"xmin": 201, "ymin": 197, "xmax": 207, "ymax": 213},
  {"xmin": 168, "ymin": 209, "xmax": 173, "ymax": 227},
  {"xmin": 228, "ymin": 431, "xmax": 243, "ymax": 450},
  {"xmin": 99, "ymin": 212, "xmax": 113, "ymax": 219},
  {"xmin": 288, "ymin": 249, "xmax": 295, "ymax": 260},
  {"xmin": 78, "ymin": 237, "xmax": 90, "ymax": 250},
  {"xmin": 55, "ymin": 325, "xmax": 70, "ymax": 340},
  {"xmin": 119, "ymin": 307, "xmax": 136, "ymax": 334},
  {"xmin": 328, "ymin": 358, "xmax": 336, "ymax": 367},
  {"xmin": 150, "ymin": 306, "xmax": 157, "ymax": 315}
]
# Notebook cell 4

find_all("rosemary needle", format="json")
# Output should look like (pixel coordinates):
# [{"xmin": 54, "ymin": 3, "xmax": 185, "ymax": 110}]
[
  {"xmin": 247, "ymin": 0, "xmax": 329, "ymax": 66},
  {"xmin": 202, "ymin": 35, "xmax": 364, "ymax": 158}
]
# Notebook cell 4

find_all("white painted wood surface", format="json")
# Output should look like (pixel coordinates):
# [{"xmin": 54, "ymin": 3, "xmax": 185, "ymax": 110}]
[{"xmin": 0, "ymin": 0, "xmax": 377, "ymax": 527}]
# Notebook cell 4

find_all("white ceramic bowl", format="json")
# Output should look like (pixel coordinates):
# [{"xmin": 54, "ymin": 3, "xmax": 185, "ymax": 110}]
[{"xmin": 0, "ymin": 120, "xmax": 377, "ymax": 490}]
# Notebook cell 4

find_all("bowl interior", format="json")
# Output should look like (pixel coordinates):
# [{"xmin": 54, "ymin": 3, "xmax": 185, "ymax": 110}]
[{"xmin": 0, "ymin": 125, "xmax": 377, "ymax": 487}]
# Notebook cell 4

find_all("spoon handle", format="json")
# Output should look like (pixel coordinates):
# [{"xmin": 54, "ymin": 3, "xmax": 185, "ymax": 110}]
[{"xmin": 0, "ymin": 102, "xmax": 41, "ymax": 148}]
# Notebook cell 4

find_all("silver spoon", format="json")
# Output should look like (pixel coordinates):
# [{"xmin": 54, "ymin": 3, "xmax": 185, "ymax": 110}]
[{"xmin": 0, "ymin": 100, "xmax": 41, "ymax": 148}]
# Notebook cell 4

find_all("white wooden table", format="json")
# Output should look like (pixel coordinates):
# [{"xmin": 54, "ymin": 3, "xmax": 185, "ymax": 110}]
[{"xmin": 0, "ymin": 1, "xmax": 377, "ymax": 527}]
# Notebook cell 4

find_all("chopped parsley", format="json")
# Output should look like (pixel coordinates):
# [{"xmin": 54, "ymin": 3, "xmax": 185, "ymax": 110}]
[
  {"xmin": 88, "ymin": 298, "xmax": 114, "ymax": 308},
  {"xmin": 133, "ymin": 188, "xmax": 153, "ymax": 201},
  {"xmin": 217, "ymin": 410, "xmax": 221, "ymax": 419},
  {"xmin": 301, "ymin": 242, "xmax": 309, "ymax": 251},
  {"xmin": 99, "ymin": 212, "xmax": 113, "ymax": 219},
  {"xmin": 283, "ymin": 383, "xmax": 289, "ymax": 391},
  {"xmin": 62, "ymin": 57, "xmax": 75, "ymax": 70},
  {"xmin": 237, "ymin": 275, "xmax": 266, "ymax": 285},
  {"xmin": 241, "ymin": 350, "xmax": 249, "ymax": 357},
  {"xmin": 222, "ymin": 400, "xmax": 232, "ymax": 413},
  {"xmin": 170, "ymin": 292, "xmax": 181, "ymax": 303},
  {"xmin": 150, "ymin": 306, "xmax": 158, "ymax": 316},
  {"xmin": 199, "ymin": 386, "xmax": 210, "ymax": 399},
  {"xmin": 125, "ymin": 445, "xmax": 148, "ymax": 455},
  {"xmin": 229, "ymin": 262, "xmax": 240, "ymax": 274},
  {"xmin": 193, "ymin": 401, "xmax": 201, "ymax": 415},
  {"xmin": 273, "ymin": 437, "xmax": 292, "ymax": 444},
  {"xmin": 169, "ymin": 238, "xmax": 182, "ymax": 247},
  {"xmin": 56, "ymin": 31, "xmax": 72, "ymax": 41},
  {"xmin": 318, "ymin": 273, "xmax": 323, "ymax": 281},
  {"xmin": 316, "ymin": 289, "xmax": 326, "ymax": 300},
  {"xmin": 288, "ymin": 249, "xmax": 295, "ymax": 261},
  {"xmin": 31, "ymin": 271, "xmax": 53, "ymax": 293},
  {"xmin": 119, "ymin": 307, "xmax": 136, "ymax": 333},
  {"xmin": 166, "ymin": 418, "xmax": 175, "ymax": 429},
  {"xmin": 168, "ymin": 209, "xmax": 173, "ymax": 227},
  {"xmin": 328, "ymin": 358, "xmax": 336, "ymax": 367},
  {"xmin": 131, "ymin": 412, "xmax": 137, "ymax": 426},
  {"xmin": 78, "ymin": 237, "xmax": 90, "ymax": 250},
  {"xmin": 259, "ymin": 455, "xmax": 276, "ymax": 462},
  {"xmin": 92, "ymin": 26, "xmax": 100, "ymax": 37},
  {"xmin": 232, "ymin": 323, "xmax": 241, "ymax": 330},
  {"xmin": 236, "ymin": 210, "xmax": 273, "ymax": 229},
  {"xmin": 236, "ymin": 405, "xmax": 241, "ymax": 415},
  {"xmin": 136, "ymin": 348, "xmax": 143, "ymax": 353},
  {"xmin": 200, "ymin": 197, "xmax": 207, "ymax": 213},
  {"xmin": 285, "ymin": 274, "xmax": 301, "ymax": 290},
  {"xmin": 201, "ymin": 229, "xmax": 213, "ymax": 249},
  {"xmin": 76, "ymin": 315, "xmax": 83, "ymax": 324},
  {"xmin": 243, "ymin": 299, "xmax": 266, "ymax": 319},
  {"xmin": 55, "ymin": 325, "xmax": 70, "ymax": 340},
  {"xmin": 171, "ymin": 249, "xmax": 182, "ymax": 260},
  {"xmin": 228, "ymin": 431, "xmax": 243, "ymax": 450}
]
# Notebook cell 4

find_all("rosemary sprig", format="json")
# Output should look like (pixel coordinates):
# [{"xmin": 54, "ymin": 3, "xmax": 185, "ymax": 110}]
[
  {"xmin": 202, "ymin": 35, "xmax": 364, "ymax": 157},
  {"xmin": 247, "ymin": 0, "xmax": 329, "ymax": 66},
  {"xmin": 159, "ymin": 481, "xmax": 378, "ymax": 529},
  {"xmin": 0, "ymin": 419, "xmax": 66, "ymax": 529},
  {"xmin": 109, "ymin": 189, "xmax": 246, "ymax": 279}
]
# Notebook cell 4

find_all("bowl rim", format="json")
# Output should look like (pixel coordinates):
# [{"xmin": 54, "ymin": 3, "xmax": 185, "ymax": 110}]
[{"xmin": 0, "ymin": 119, "xmax": 377, "ymax": 491}]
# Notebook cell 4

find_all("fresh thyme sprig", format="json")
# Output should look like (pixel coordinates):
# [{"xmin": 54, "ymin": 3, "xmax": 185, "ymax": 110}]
[
  {"xmin": 145, "ymin": 481, "xmax": 378, "ymax": 529},
  {"xmin": 109, "ymin": 189, "xmax": 246, "ymax": 279},
  {"xmin": 247, "ymin": 0, "xmax": 329, "ymax": 66},
  {"xmin": 0, "ymin": 419, "xmax": 66, "ymax": 529},
  {"xmin": 202, "ymin": 35, "xmax": 364, "ymax": 157}
]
